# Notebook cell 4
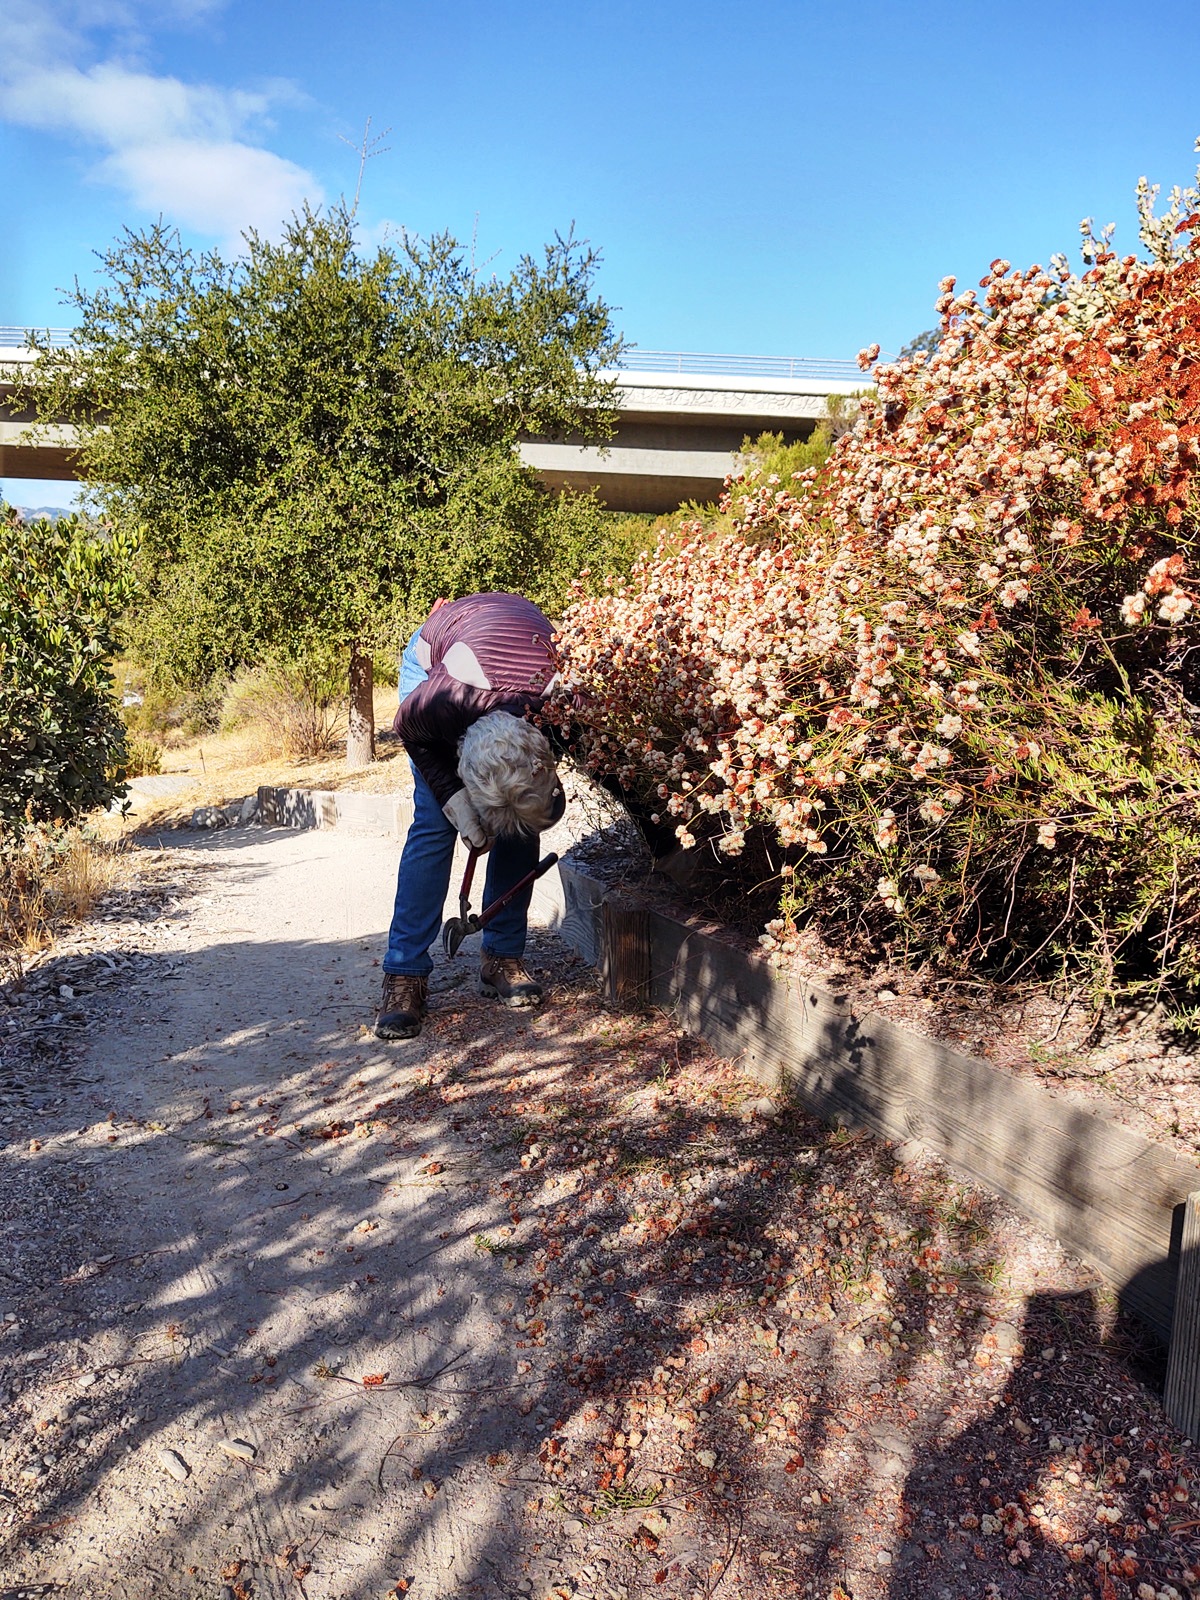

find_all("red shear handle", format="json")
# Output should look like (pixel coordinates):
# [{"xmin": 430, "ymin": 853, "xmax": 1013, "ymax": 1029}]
[
  {"xmin": 460, "ymin": 845, "xmax": 482, "ymax": 902},
  {"xmin": 475, "ymin": 853, "xmax": 559, "ymax": 930}
]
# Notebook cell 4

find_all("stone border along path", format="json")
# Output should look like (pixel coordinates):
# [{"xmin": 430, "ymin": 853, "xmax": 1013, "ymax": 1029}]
[{"xmin": 181, "ymin": 787, "xmax": 412, "ymax": 837}]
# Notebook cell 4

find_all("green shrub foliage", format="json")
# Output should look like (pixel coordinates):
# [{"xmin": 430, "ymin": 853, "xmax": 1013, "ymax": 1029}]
[
  {"xmin": 0, "ymin": 510, "xmax": 136, "ymax": 838},
  {"xmin": 20, "ymin": 207, "xmax": 623, "ymax": 690}
]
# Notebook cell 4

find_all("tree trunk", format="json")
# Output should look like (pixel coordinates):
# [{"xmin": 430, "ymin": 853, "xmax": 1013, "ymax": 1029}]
[{"xmin": 346, "ymin": 641, "xmax": 376, "ymax": 770}]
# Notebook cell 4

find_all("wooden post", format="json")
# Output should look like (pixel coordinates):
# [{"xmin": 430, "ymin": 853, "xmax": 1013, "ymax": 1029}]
[
  {"xmin": 1166, "ymin": 1192, "xmax": 1200, "ymax": 1439},
  {"xmin": 601, "ymin": 894, "xmax": 651, "ymax": 1007}
]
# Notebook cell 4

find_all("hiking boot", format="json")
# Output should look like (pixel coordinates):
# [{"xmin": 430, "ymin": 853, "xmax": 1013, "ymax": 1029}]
[
  {"xmin": 479, "ymin": 955, "xmax": 543, "ymax": 1008},
  {"xmin": 375, "ymin": 973, "xmax": 428, "ymax": 1040}
]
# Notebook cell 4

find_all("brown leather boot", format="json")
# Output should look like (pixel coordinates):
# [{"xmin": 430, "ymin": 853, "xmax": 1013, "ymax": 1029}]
[
  {"xmin": 375, "ymin": 973, "xmax": 429, "ymax": 1040},
  {"xmin": 479, "ymin": 955, "xmax": 543, "ymax": 1009}
]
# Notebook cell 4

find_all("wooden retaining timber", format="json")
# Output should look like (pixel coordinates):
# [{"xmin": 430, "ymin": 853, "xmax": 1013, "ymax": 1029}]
[
  {"xmin": 1167, "ymin": 1198, "xmax": 1200, "ymax": 1438},
  {"xmin": 557, "ymin": 856, "xmax": 1200, "ymax": 1382}
]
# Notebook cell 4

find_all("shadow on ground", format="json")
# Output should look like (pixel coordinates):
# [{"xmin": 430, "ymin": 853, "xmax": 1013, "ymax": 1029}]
[{"xmin": 0, "ymin": 825, "xmax": 1196, "ymax": 1600}]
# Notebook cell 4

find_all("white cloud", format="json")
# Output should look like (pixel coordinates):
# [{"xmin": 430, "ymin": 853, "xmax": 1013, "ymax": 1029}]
[
  {"xmin": 0, "ymin": 1, "xmax": 323, "ymax": 246},
  {"xmin": 103, "ymin": 139, "xmax": 316, "ymax": 237},
  {"xmin": 3, "ymin": 62, "xmax": 270, "ymax": 146}
]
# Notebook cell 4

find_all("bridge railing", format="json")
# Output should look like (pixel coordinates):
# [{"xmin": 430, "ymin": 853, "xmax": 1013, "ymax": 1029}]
[
  {"xmin": 0, "ymin": 331, "xmax": 884, "ymax": 380},
  {"xmin": 0, "ymin": 327, "xmax": 75, "ymax": 349},
  {"xmin": 616, "ymin": 349, "xmax": 881, "ymax": 382}
]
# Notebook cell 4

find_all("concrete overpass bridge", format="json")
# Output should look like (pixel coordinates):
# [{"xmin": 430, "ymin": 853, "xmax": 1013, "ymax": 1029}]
[
  {"xmin": 0, "ymin": 330, "xmax": 78, "ymax": 485},
  {"xmin": 1, "ymin": 330, "xmax": 868, "ymax": 514}
]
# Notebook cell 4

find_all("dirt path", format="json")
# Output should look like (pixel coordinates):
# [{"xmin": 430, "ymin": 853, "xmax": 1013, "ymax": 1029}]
[
  {"xmin": 1, "ymin": 824, "xmax": 590, "ymax": 1598},
  {"xmin": 3, "ymin": 824, "xmax": 1200, "ymax": 1600}
]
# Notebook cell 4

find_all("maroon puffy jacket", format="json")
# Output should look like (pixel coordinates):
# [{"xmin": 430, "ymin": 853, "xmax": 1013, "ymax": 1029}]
[{"xmin": 394, "ymin": 592, "xmax": 559, "ymax": 806}]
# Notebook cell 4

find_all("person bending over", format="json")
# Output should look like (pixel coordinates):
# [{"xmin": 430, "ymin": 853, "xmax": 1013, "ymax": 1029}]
[{"xmin": 375, "ymin": 591, "xmax": 566, "ymax": 1041}]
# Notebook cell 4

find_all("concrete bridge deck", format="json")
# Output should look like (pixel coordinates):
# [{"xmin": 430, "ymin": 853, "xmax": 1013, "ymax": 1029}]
[
  {"xmin": 1, "ymin": 335, "xmax": 871, "ymax": 513},
  {"xmin": 518, "ymin": 357, "xmax": 864, "ymax": 511}
]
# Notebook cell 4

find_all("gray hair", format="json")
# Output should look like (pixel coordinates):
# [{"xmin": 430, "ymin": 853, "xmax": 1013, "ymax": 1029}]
[{"xmin": 459, "ymin": 711, "xmax": 563, "ymax": 837}]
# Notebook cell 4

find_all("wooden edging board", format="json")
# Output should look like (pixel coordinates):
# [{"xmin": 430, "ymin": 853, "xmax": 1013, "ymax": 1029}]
[{"xmin": 557, "ymin": 853, "xmax": 1200, "ymax": 1354}]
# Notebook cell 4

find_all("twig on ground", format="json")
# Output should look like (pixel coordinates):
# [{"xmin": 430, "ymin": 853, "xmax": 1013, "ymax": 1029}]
[{"xmin": 318, "ymin": 1349, "xmax": 473, "ymax": 1395}]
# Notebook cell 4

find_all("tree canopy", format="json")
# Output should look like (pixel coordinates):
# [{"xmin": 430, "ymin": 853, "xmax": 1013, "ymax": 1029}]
[{"xmin": 23, "ymin": 206, "xmax": 624, "ymax": 690}]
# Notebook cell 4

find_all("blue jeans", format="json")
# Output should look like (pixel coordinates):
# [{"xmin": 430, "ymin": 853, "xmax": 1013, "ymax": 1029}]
[{"xmin": 383, "ymin": 629, "xmax": 539, "ymax": 977}]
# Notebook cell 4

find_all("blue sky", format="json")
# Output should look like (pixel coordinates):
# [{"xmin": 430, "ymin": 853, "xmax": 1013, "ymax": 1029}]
[{"xmin": 5, "ymin": 0, "xmax": 1200, "ymax": 507}]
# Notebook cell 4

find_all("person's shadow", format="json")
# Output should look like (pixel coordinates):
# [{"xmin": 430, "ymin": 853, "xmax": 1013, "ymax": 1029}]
[{"xmin": 886, "ymin": 1289, "xmax": 1191, "ymax": 1599}]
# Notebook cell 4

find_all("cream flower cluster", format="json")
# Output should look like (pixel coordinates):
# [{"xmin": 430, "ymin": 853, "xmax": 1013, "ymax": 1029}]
[{"xmin": 549, "ymin": 157, "xmax": 1200, "ymax": 956}]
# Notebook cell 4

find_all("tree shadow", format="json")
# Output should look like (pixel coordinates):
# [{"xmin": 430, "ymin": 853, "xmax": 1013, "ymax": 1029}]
[{"xmin": 0, "ymin": 826, "xmax": 1197, "ymax": 1599}]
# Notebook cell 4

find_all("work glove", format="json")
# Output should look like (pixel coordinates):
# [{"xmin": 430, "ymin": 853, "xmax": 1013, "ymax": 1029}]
[{"xmin": 443, "ymin": 789, "xmax": 489, "ymax": 852}]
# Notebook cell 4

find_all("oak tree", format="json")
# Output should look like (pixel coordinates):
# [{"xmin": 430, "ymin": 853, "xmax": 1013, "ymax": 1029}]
[{"xmin": 24, "ymin": 206, "xmax": 622, "ymax": 766}]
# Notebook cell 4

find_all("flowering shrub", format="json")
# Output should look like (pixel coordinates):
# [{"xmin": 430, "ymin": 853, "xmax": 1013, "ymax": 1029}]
[{"xmin": 549, "ymin": 148, "xmax": 1200, "ymax": 1006}]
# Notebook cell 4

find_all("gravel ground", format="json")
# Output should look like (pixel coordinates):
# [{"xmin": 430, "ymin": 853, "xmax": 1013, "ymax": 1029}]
[{"xmin": 1, "ymin": 824, "xmax": 1199, "ymax": 1600}]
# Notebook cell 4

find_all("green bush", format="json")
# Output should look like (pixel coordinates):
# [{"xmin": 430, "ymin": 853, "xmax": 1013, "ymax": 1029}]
[
  {"xmin": 119, "ymin": 682, "xmax": 177, "ymax": 737},
  {"xmin": 0, "ymin": 509, "xmax": 137, "ymax": 840},
  {"xmin": 372, "ymin": 649, "xmax": 400, "ymax": 690},
  {"xmin": 120, "ymin": 678, "xmax": 223, "ymax": 741},
  {"xmin": 737, "ymin": 423, "xmax": 840, "ymax": 483},
  {"xmin": 596, "ymin": 417, "xmax": 845, "ymax": 566},
  {"xmin": 22, "ymin": 207, "xmax": 623, "ymax": 727}
]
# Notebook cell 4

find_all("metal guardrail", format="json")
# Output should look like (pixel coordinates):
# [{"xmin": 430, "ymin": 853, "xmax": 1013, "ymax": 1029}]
[
  {"xmin": 0, "ymin": 326, "xmax": 74, "ymax": 349},
  {"xmin": 617, "ymin": 349, "xmax": 879, "ymax": 381},
  {"xmin": 0, "ymin": 331, "xmax": 883, "ymax": 380}
]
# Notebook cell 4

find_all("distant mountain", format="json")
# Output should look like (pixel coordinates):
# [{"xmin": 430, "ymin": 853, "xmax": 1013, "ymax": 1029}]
[{"xmin": 7, "ymin": 504, "xmax": 78, "ymax": 522}]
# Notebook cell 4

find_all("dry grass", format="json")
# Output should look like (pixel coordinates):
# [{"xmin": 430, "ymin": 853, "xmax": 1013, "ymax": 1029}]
[
  {"xmin": 122, "ymin": 683, "xmax": 411, "ymax": 833},
  {"xmin": 219, "ymin": 660, "xmax": 345, "ymax": 759},
  {"xmin": 123, "ymin": 732, "xmax": 164, "ymax": 778},
  {"xmin": 0, "ymin": 830, "xmax": 134, "ymax": 959},
  {"xmin": 0, "ymin": 852, "xmax": 48, "ymax": 960},
  {"xmin": 49, "ymin": 832, "xmax": 129, "ymax": 920}
]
